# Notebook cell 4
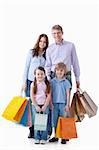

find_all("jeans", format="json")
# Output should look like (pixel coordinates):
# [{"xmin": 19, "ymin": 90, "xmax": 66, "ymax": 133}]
[
  {"xmin": 32, "ymin": 105, "xmax": 49, "ymax": 140},
  {"xmin": 25, "ymin": 79, "xmax": 32, "ymax": 97},
  {"xmin": 53, "ymin": 103, "xmax": 68, "ymax": 130}
]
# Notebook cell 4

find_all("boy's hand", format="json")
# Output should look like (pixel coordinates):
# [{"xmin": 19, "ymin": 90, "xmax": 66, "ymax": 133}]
[{"xmin": 65, "ymin": 104, "xmax": 70, "ymax": 112}]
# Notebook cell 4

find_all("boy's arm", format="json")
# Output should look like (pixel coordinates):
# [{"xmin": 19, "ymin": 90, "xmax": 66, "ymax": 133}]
[{"xmin": 65, "ymin": 88, "xmax": 71, "ymax": 112}]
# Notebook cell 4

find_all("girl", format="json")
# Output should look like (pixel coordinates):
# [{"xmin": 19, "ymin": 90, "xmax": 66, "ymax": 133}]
[
  {"xmin": 49, "ymin": 62, "xmax": 71, "ymax": 144},
  {"xmin": 30, "ymin": 66, "xmax": 51, "ymax": 144},
  {"xmin": 22, "ymin": 34, "xmax": 49, "ymax": 138}
]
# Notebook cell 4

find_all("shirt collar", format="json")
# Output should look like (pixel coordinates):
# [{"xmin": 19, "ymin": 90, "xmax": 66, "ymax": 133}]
[
  {"xmin": 55, "ymin": 39, "xmax": 65, "ymax": 45},
  {"xmin": 54, "ymin": 77, "xmax": 66, "ymax": 82}
]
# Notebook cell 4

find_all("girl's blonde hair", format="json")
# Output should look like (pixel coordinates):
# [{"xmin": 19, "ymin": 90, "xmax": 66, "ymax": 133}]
[
  {"xmin": 54, "ymin": 62, "xmax": 68, "ymax": 76},
  {"xmin": 33, "ymin": 66, "xmax": 51, "ymax": 94}
]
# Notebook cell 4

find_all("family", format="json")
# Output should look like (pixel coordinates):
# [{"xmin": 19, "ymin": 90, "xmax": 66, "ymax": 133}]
[{"xmin": 22, "ymin": 25, "xmax": 80, "ymax": 144}]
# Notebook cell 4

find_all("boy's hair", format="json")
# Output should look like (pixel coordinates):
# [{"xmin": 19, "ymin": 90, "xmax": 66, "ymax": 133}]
[
  {"xmin": 52, "ymin": 25, "xmax": 63, "ymax": 33},
  {"xmin": 33, "ymin": 66, "xmax": 51, "ymax": 94},
  {"xmin": 54, "ymin": 62, "xmax": 68, "ymax": 75}
]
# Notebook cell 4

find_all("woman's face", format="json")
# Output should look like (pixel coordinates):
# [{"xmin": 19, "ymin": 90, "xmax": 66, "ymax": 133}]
[{"xmin": 39, "ymin": 37, "xmax": 47, "ymax": 50}]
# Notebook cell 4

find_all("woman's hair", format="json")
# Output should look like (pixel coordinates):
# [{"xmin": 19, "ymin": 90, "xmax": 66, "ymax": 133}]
[
  {"xmin": 32, "ymin": 34, "xmax": 49, "ymax": 59},
  {"xmin": 33, "ymin": 66, "xmax": 51, "ymax": 94},
  {"xmin": 52, "ymin": 24, "xmax": 63, "ymax": 33},
  {"xmin": 54, "ymin": 62, "xmax": 68, "ymax": 76}
]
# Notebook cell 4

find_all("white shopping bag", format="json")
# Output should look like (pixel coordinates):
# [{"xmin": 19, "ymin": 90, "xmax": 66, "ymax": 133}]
[{"xmin": 34, "ymin": 113, "xmax": 48, "ymax": 131}]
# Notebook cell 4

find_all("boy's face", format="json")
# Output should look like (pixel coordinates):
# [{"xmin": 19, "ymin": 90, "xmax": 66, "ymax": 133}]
[
  {"xmin": 52, "ymin": 29, "xmax": 63, "ymax": 43},
  {"xmin": 56, "ymin": 68, "xmax": 65, "ymax": 79},
  {"xmin": 35, "ymin": 69, "xmax": 45, "ymax": 82}
]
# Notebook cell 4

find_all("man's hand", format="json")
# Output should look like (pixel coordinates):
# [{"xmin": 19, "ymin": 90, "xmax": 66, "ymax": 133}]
[{"xmin": 76, "ymin": 81, "xmax": 80, "ymax": 89}]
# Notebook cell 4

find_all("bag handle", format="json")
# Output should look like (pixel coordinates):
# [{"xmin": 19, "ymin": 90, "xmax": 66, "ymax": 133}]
[
  {"xmin": 20, "ymin": 89, "xmax": 30, "ymax": 100},
  {"xmin": 77, "ymin": 88, "xmax": 83, "ymax": 94}
]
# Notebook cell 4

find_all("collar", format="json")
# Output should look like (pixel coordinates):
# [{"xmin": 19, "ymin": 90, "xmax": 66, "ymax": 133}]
[{"xmin": 55, "ymin": 39, "xmax": 65, "ymax": 45}]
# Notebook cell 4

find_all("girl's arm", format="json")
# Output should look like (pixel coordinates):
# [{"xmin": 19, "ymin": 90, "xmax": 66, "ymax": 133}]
[
  {"xmin": 42, "ymin": 92, "xmax": 51, "ymax": 112},
  {"xmin": 30, "ymin": 82, "xmax": 41, "ymax": 112}
]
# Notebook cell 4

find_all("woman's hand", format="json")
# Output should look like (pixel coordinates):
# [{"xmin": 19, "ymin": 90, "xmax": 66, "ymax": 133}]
[{"xmin": 22, "ymin": 83, "xmax": 27, "ymax": 92}]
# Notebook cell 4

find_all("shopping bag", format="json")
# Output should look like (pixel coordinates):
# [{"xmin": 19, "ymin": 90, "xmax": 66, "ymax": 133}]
[
  {"xmin": 19, "ymin": 100, "xmax": 29, "ymax": 126},
  {"xmin": 70, "ymin": 92, "xmax": 86, "ymax": 122},
  {"xmin": 78, "ymin": 88, "xmax": 98, "ymax": 118},
  {"xmin": 19, "ymin": 99, "xmax": 33, "ymax": 127},
  {"xmin": 2, "ymin": 96, "xmax": 27, "ymax": 122},
  {"xmin": 56, "ymin": 117, "xmax": 77, "ymax": 139},
  {"xmin": 34, "ymin": 113, "xmax": 48, "ymax": 131},
  {"xmin": 27, "ymin": 99, "xmax": 32, "ymax": 126}
]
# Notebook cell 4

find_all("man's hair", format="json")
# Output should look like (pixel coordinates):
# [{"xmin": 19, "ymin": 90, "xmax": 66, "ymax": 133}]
[{"xmin": 52, "ymin": 25, "xmax": 63, "ymax": 33}]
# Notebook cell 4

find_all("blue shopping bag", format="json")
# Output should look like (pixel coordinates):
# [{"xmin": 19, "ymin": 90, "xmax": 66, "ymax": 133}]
[{"xmin": 19, "ymin": 100, "xmax": 29, "ymax": 126}]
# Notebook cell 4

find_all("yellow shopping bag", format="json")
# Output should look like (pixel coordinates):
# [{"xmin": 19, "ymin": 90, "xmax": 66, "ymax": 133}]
[{"xmin": 2, "ymin": 96, "xmax": 28, "ymax": 122}]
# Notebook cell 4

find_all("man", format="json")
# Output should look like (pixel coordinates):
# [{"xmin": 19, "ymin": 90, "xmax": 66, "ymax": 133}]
[{"xmin": 45, "ymin": 25, "xmax": 80, "ymax": 144}]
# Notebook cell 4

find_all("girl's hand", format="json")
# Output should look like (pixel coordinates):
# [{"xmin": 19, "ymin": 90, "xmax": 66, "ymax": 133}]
[
  {"xmin": 35, "ymin": 106, "xmax": 41, "ymax": 113},
  {"xmin": 41, "ymin": 105, "xmax": 47, "ymax": 112},
  {"xmin": 65, "ymin": 104, "xmax": 70, "ymax": 112}
]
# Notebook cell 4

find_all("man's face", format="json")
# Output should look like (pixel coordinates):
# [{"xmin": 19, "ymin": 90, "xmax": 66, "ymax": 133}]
[{"xmin": 52, "ymin": 29, "xmax": 63, "ymax": 43}]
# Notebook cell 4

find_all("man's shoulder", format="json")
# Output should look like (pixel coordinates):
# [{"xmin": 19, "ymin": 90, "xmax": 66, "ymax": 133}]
[{"xmin": 64, "ymin": 40, "xmax": 74, "ymax": 46}]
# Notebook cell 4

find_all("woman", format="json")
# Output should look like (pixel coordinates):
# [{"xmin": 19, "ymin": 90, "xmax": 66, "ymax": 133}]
[{"xmin": 22, "ymin": 34, "xmax": 49, "ymax": 138}]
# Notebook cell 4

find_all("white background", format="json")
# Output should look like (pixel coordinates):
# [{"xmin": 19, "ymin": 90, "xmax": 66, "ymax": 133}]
[{"xmin": 0, "ymin": 0, "xmax": 99, "ymax": 150}]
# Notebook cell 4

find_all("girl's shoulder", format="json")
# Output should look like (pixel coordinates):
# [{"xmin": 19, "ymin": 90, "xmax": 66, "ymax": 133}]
[{"xmin": 30, "ymin": 81, "xmax": 34, "ymax": 88}]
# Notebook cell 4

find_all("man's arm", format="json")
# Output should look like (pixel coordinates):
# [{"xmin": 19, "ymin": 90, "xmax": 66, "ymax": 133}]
[{"xmin": 71, "ymin": 43, "xmax": 80, "ymax": 88}]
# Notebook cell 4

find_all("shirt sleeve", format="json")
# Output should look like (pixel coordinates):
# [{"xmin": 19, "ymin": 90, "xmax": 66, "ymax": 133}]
[
  {"xmin": 65, "ymin": 80, "xmax": 71, "ymax": 89},
  {"xmin": 71, "ymin": 43, "xmax": 80, "ymax": 82},
  {"xmin": 45, "ymin": 47, "xmax": 52, "ymax": 80},
  {"xmin": 22, "ymin": 50, "xmax": 32, "ymax": 84}
]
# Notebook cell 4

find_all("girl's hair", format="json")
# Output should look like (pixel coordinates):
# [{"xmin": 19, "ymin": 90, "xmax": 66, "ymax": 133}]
[
  {"xmin": 54, "ymin": 62, "xmax": 68, "ymax": 76},
  {"xmin": 33, "ymin": 66, "xmax": 51, "ymax": 94},
  {"xmin": 31, "ymin": 34, "xmax": 49, "ymax": 59}
]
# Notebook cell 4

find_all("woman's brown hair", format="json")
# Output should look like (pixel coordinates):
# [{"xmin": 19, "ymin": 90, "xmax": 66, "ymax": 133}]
[
  {"xmin": 32, "ymin": 34, "xmax": 49, "ymax": 59},
  {"xmin": 33, "ymin": 66, "xmax": 51, "ymax": 94}
]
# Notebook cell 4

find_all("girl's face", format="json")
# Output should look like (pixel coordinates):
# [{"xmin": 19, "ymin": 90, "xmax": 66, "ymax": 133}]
[
  {"xmin": 35, "ymin": 69, "xmax": 45, "ymax": 82},
  {"xmin": 39, "ymin": 37, "xmax": 47, "ymax": 50},
  {"xmin": 56, "ymin": 68, "xmax": 65, "ymax": 79}
]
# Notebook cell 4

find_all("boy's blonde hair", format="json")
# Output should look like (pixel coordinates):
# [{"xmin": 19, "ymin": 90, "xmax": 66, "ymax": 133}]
[{"xmin": 54, "ymin": 62, "xmax": 68, "ymax": 76}]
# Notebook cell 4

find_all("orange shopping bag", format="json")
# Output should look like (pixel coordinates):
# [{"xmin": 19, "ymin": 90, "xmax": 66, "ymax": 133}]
[{"xmin": 56, "ymin": 117, "xmax": 77, "ymax": 139}]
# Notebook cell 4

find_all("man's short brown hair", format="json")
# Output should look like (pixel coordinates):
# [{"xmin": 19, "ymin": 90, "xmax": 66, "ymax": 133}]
[{"xmin": 52, "ymin": 25, "xmax": 63, "ymax": 33}]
